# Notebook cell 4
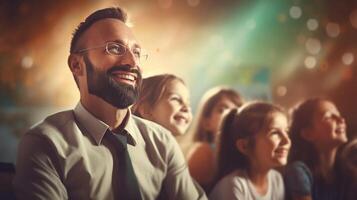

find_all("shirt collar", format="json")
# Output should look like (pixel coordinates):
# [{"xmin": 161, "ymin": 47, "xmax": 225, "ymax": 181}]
[{"xmin": 73, "ymin": 102, "xmax": 138, "ymax": 146}]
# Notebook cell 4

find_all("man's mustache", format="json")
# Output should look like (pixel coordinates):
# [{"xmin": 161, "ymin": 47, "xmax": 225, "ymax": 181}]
[{"xmin": 107, "ymin": 65, "xmax": 141, "ymax": 76}]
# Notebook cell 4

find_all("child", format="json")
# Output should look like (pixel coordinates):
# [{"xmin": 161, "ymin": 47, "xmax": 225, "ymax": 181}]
[
  {"xmin": 132, "ymin": 74, "xmax": 192, "ymax": 137},
  {"xmin": 285, "ymin": 98, "xmax": 349, "ymax": 200},
  {"xmin": 210, "ymin": 102, "xmax": 290, "ymax": 200},
  {"xmin": 179, "ymin": 86, "xmax": 242, "ymax": 192}
]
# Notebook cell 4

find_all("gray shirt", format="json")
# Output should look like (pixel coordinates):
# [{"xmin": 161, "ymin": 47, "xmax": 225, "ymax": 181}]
[
  {"xmin": 14, "ymin": 103, "xmax": 206, "ymax": 200},
  {"xmin": 209, "ymin": 169, "xmax": 284, "ymax": 200}
]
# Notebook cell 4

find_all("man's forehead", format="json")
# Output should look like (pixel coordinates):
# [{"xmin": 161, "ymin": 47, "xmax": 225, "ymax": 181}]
[{"xmin": 81, "ymin": 18, "xmax": 138, "ymax": 46}]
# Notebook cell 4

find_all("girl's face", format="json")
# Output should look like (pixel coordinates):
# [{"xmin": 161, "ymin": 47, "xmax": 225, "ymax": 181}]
[
  {"xmin": 204, "ymin": 96, "xmax": 237, "ymax": 135},
  {"xmin": 148, "ymin": 80, "xmax": 192, "ymax": 136},
  {"xmin": 305, "ymin": 101, "xmax": 347, "ymax": 150},
  {"xmin": 250, "ymin": 112, "xmax": 291, "ymax": 169}
]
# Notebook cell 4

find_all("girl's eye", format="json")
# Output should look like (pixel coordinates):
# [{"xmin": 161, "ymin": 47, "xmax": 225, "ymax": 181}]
[
  {"xmin": 271, "ymin": 131, "xmax": 279, "ymax": 135},
  {"xmin": 269, "ymin": 129, "xmax": 285, "ymax": 137},
  {"xmin": 170, "ymin": 96, "xmax": 182, "ymax": 103},
  {"xmin": 217, "ymin": 106, "xmax": 228, "ymax": 114}
]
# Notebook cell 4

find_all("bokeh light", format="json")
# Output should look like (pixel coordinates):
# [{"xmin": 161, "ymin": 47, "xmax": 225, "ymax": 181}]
[
  {"xmin": 305, "ymin": 38, "xmax": 321, "ymax": 55},
  {"xmin": 21, "ymin": 56, "xmax": 34, "ymax": 69},
  {"xmin": 304, "ymin": 56, "xmax": 317, "ymax": 69},
  {"xmin": 326, "ymin": 22, "xmax": 340, "ymax": 38},
  {"xmin": 276, "ymin": 85, "xmax": 287, "ymax": 97},
  {"xmin": 289, "ymin": 6, "xmax": 302, "ymax": 19},
  {"xmin": 342, "ymin": 52, "xmax": 354, "ymax": 65},
  {"xmin": 306, "ymin": 18, "xmax": 319, "ymax": 31}
]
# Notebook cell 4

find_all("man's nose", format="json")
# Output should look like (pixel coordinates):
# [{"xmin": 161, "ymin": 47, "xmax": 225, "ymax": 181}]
[{"xmin": 119, "ymin": 49, "xmax": 139, "ymax": 68}]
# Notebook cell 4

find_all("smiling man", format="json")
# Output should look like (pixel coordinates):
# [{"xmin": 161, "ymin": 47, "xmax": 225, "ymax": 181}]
[{"xmin": 14, "ymin": 7, "xmax": 206, "ymax": 200}]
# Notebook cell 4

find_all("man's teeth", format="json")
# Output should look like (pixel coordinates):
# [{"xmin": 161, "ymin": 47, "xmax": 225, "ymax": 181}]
[{"xmin": 116, "ymin": 74, "xmax": 136, "ymax": 81}]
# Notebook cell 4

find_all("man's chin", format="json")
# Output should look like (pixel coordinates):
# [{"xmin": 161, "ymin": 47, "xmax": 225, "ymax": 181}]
[
  {"xmin": 97, "ymin": 89, "xmax": 137, "ymax": 109},
  {"xmin": 108, "ymin": 102, "xmax": 133, "ymax": 109}
]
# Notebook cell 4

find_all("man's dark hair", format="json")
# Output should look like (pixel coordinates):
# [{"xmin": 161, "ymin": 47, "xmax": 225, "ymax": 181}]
[{"xmin": 70, "ymin": 7, "xmax": 128, "ymax": 53}]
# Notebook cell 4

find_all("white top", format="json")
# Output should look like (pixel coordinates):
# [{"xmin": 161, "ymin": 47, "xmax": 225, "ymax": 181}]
[{"xmin": 209, "ymin": 169, "xmax": 285, "ymax": 200}]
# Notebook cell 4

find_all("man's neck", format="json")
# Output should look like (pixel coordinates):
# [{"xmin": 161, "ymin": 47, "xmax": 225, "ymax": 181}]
[{"xmin": 80, "ymin": 96, "xmax": 128, "ymax": 129}]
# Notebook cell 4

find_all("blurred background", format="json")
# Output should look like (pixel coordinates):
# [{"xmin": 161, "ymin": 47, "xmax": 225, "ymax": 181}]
[{"xmin": 0, "ymin": 0, "xmax": 356, "ymax": 164}]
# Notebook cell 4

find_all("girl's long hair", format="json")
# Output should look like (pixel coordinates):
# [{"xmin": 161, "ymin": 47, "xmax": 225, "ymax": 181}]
[
  {"xmin": 192, "ymin": 87, "xmax": 243, "ymax": 143},
  {"xmin": 215, "ymin": 102, "xmax": 286, "ymax": 181},
  {"xmin": 131, "ymin": 74, "xmax": 184, "ymax": 117},
  {"xmin": 288, "ymin": 98, "xmax": 326, "ymax": 170}
]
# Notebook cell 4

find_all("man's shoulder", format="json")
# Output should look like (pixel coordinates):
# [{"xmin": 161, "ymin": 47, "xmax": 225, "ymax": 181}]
[{"xmin": 27, "ymin": 110, "xmax": 76, "ymax": 139}]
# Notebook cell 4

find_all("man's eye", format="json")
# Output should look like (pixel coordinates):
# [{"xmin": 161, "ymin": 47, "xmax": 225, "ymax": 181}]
[
  {"xmin": 132, "ymin": 48, "xmax": 141, "ymax": 58},
  {"xmin": 108, "ymin": 44, "xmax": 125, "ymax": 55}
]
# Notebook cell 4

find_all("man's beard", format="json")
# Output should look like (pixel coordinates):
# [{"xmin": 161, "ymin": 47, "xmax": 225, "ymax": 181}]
[{"xmin": 84, "ymin": 55, "xmax": 142, "ymax": 109}]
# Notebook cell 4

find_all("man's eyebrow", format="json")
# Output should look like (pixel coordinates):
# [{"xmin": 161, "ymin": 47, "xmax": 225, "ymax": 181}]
[
  {"xmin": 110, "ymin": 39, "xmax": 125, "ymax": 44},
  {"xmin": 133, "ymin": 43, "xmax": 141, "ymax": 49},
  {"xmin": 111, "ymin": 39, "xmax": 141, "ymax": 49}
]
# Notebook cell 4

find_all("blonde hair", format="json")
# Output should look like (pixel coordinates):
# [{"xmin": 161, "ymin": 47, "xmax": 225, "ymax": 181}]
[{"xmin": 131, "ymin": 74, "xmax": 184, "ymax": 117}]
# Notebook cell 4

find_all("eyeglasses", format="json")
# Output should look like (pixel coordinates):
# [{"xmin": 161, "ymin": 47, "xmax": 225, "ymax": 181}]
[{"xmin": 75, "ymin": 42, "xmax": 148, "ymax": 63}]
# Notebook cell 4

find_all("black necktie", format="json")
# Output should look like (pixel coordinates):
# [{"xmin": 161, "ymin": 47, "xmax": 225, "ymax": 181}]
[{"xmin": 107, "ymin": 130, "xmax": 142, "ymax": 200}]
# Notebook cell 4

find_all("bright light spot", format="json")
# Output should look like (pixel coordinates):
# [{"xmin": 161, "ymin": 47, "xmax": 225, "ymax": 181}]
[
  {"xmin": 304, "ymin": 56, "xmax": 317, "ymax": 69},
  {"xmin": 221, "ymin": 51, "xmax": 233, "ymax": 62},
  {"xmin": 307, "ymin": 18, "xmax": 319, "ymax": 31},
  {"xmin": 187, "ymin": 0, "xmax": 200, "ymax": 7},
  {"xmin": 305, "ymin": 38, "xmax": 321, "ymax": 55},
  {"xmin": 289, "ymin": 6, "xmax": 302, "ymax": 19},
  {"xmin": 21, "ymin": 56, "xmax": 33, "ymax": 69},
  {"xmin": 342, "ymin": 52, "xmax": 354, "ymax": 65},
  {"xmin": 210, "ymin": 35, "xmax": 224, "ymax": 49},
  {"xmin": 158, "ymin": 0, "xmax": 173, "ymax": 9},
  {"xmin": 326, "ymin": 22, "xmax": 340, "ymax": 38},
  {"xmin": 233, "ymin": 58, "xmax": 241, "ymax": 67},
  {"xmin": 350, "ymin": 9, "xmax": 357, "ymax": 29},
  {"xmin": 276, "ymin": 85, "xmax": 287, "ymax": 97},
  {"xmin": 246, "ymin": 19, "xmax": 256, "ymax": 30}
]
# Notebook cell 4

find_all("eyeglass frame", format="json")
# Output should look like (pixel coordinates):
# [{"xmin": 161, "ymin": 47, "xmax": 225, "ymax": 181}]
[{"xmin": 74, "ymin": 41, "xmax": 148, "ymax": 62}]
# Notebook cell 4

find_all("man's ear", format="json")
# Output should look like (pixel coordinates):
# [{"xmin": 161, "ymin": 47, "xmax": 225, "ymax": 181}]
[
  {"xmin": 236, "ymin": 139, "xmax": 249, "ymax": 155},
  {"xmin": 68, "ymin": 54, "xmax": 84, "ymax": 76}
]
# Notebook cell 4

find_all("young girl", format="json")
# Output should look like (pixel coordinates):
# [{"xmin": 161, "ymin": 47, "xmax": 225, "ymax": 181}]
[
  {"xmin": 285, "ymin": 98, "xmax": 349, "ymax": 200},
  {"xmin": 210, "ymin": 102, "xmax": 290, "ymax": 200},
  {"xmin": 131, "ymin": 74, "xmax": 192, "ymax": 137},
  {"xmin": 178, "ymin": 86, "xmax": 243, "ymax": 191}
]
